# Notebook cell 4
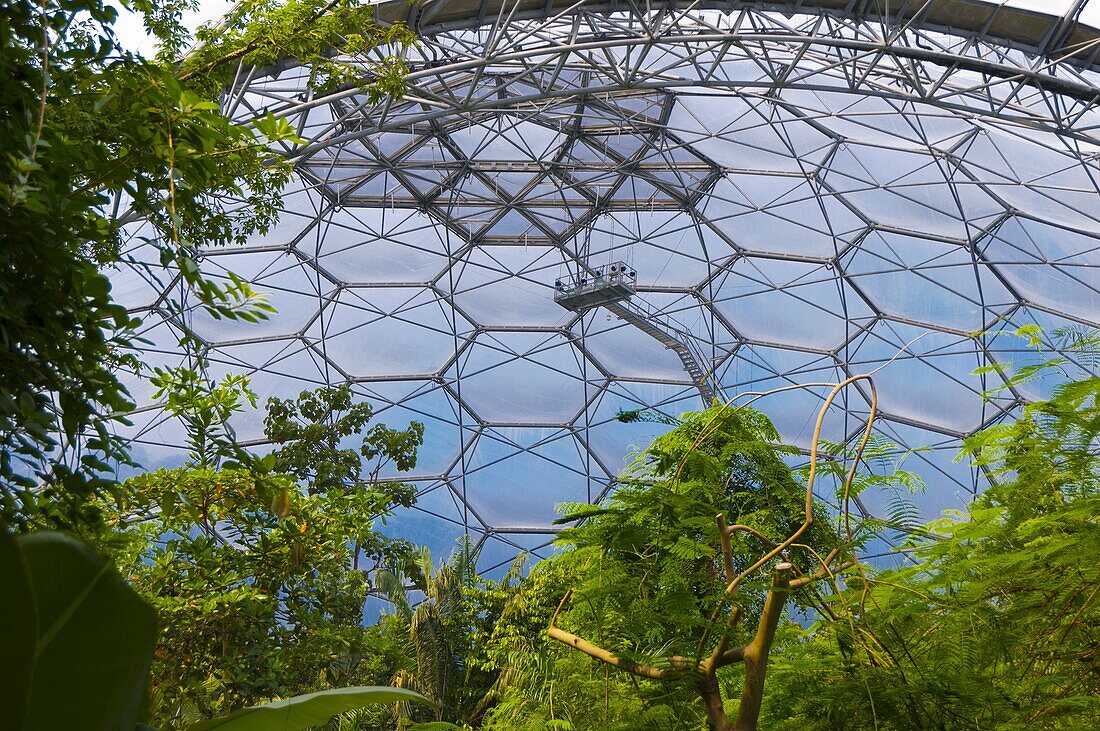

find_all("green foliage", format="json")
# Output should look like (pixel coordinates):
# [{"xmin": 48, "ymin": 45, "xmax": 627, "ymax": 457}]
[
  {"xmin": 3, "ymin": 523, "xmax": 427, "ymax": 731},
  {"xmin": 759, "ymin": 358, "xmax": 1100, "ymax": 729},
  {"xmin": 0, "ymin": 0, "xmax": 275, "ymax": 525},
  {"xmin": 151, "ymin": 365, "xmax": 258, "ymax": 468},
  {"xmin": 478, "ymin": 557, "xmax": 678, "ymax": 730},
  {"xmin": 374, "ymin": 541, "xmax": 522, "ymax": 728},
  {"xmin": 181, "ymin": 0, "xmax": 416, "ymax": 97},
  {"xmin": 614, "ymin": 408, "xmax": 681, "ymax": 425},
  {"xmin": 91, "ymin": 381, "xmax": 425, "ymax": 728},
  {"xmin": 266, "ymin": 385, "xmax": 424, "ymax": 496},
  {"xmin": 814, "ymin": 435, "xmax": 928, "ymax": 540},
  {"xmin": 102, "ymin": 466, "xmax": 378, "ymax": 725},
  {"xmin": 557, "ymin": 406, "xmax": 835, "ymax": 664},
  {"xmin": 0, "ymin": 0, "xmax": 409, "ymax": 531},
  {"xmin": 2, "ymin": 0, "xmax": 138, "ymax": 524},
  {"xmin": 1, "ymin": 528, "xmax": 158, "ymax": 731},
  {"xmin": 479, "ymin": 405, "xmax": 851, "ymax": 729}
]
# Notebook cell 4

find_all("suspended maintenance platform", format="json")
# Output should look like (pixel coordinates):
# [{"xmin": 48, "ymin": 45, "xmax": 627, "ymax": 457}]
[{"xmin": 553, "ymin": 262, "xmax": 638, "ymax": 311}]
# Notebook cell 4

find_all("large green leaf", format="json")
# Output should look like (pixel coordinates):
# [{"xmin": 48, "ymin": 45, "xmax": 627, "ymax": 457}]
[
  {"xmin": 188, "ymin": 686, "xmax": 431, "ymax": 731},
  {"xmin": 0, "ymin": 528, "xmax": 35, "ymax": 726},
  {"xmin": 18, "ymin": 532, "xmax": 158, "ymax": 730}
]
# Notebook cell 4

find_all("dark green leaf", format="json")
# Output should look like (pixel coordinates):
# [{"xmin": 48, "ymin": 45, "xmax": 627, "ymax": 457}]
[
  {"xmin": 0, "ymin": 528, "xmax": 35, "ymax": 727},
  {"xmin": 187, "ymin": 686, "xmax": 430, "ymax": 730},
  {"xmin": 19, "ymin": 532, "xmax": 158, "ymax": 731}
]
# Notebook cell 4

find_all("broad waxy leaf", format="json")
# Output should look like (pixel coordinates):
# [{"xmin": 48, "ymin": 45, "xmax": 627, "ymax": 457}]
[
  {"xmin": 0, "ymin": 529, "xmax": 35, "ymax": 726},
  {"xmin": 188, "ymin": 686, "xmax": 431, "ymax": 730},
  {"xmin": 11, "ymin": 532, "xmax": 158, "ymax": 731}
]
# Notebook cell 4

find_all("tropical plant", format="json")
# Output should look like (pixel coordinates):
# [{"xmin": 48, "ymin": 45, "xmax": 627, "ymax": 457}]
[
  {"xmin": 476, "ymin": 376, "xmax": 894, "ymax": 731},
  {"xmin": 758, "ymin": 331, "xmax": 1100, "ymax": 731},
  {"xmin": 189, "ymin": 686, "xmax": 430, "ymax": 731},
  {"xmin": 478, "ymin": 554, "xmax": 669, "ymax": 731},
  {"xmin": 2, "ymin": 525, "xmax": 427, "ymax": 731},
  {"xmin": 375, "ymin": 540, "xmax": 525, "ymax": 729},
  {"xmin": 1, "ymin": 0, "xmax": 284, "ymax": 527},
  {"xmin": 2, "ymin": 2, "xmax": 426, "ymax": 727},
  {"xmin": 180, "ymin": 0, "xmax": 413, "ymax": 96},
  {"xmin": 2, "ymin": 528, "xmax": 157, "ymax": 730},
  {"xmin": 0, "ymin": 0, "xmax": 412, "ymax": 532},
  {"xmin": 91, "ymin": 378, "xmax": 424, "ymax": 728}
]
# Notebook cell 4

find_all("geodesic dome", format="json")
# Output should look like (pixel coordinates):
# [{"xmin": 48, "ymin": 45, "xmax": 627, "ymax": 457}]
[{"xmin": 114, "ymin": 0, "xmax": 1100, "ymax": 573}]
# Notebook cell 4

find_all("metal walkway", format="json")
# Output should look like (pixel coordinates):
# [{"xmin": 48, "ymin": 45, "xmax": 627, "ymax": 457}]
[
  {"xmin": 553, "ymin": 262, "xmax": 716, "ymax": 406},
  {"xmin": 602, "ymin": 299, "xmax": 716, "ymax": 406}
]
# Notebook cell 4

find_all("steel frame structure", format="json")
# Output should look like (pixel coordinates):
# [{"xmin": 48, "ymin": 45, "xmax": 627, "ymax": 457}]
[{"xmin": 115, "ymin": 0, "xmax": 1100, "ymax": 573}]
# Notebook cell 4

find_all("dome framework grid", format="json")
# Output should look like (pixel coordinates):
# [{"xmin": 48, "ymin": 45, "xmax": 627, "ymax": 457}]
[{"xmin": 116, "ymin": 0, "xmax": 1100, "ymax": 574}]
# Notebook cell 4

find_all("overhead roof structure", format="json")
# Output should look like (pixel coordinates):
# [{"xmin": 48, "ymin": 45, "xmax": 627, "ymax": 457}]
[{"xmin": 115, "ymin": 0, "xmax": 1100, "ymax": 573}]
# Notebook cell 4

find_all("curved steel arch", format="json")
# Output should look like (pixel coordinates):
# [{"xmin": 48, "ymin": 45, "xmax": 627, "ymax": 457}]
[
  {"xmin": 235, "ymin": 0, "xmax": 1100, "ymax": 164},
  {"xmin": 382, "ymin": 0, "xmax": 1100, "ymax": 67}
]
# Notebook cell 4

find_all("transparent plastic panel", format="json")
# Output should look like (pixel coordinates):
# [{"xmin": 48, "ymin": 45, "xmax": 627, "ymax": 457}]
[
  {"xmin": 586, "ymin": 210, "xmax": 715, "ymax": 287},
  {"xmin": 846, "ymin": 322, "xmax": 1011, "ymax": 433},
  {"xmin": 118, "ymin": 405, "xmax": 191, "ymax": 472},
  {"xmin": 984, "ymin": 307, "xmax": 1100, "ymax": 401},
  {"xmin": 717, "ymin": 347, "xmax": 853, "ymax": 448},
  {"xmin": 189, "ymin": 251, "xmax": 326, "ymax": 342},
  {"xmin": 117, "ymin": 317, "xmax": 191, "ymax": 405},
  {"xmin": 378, "ymin": 482, "xmax": 482, "ymax": 558},
  {"xmin": 353, "ymin": 380, "xmax": 474, "ymax": 479},
  {"xmin": 111, "ymin": 230, "xmax": 173, "ymax": 311},
  {"xmin": 583, "ymin": 381, "xmax": 695, "ymax": 472},
  {"xmin": 460, "ymin": 428, "xmax": 594, "ymax": 529},
  {"xmin": 209, "ymin": 339, "xmax": 334, "ymax": 442},
  {"xmin": 866, "ymin": 419, "xmax": 983, "ymax": 523},
  {"xmin": 478, "ymin": 534, "xmax": 557, "ymax": 579},
  {"xmin": 844, "ymin": 231, "xmax": 1015, "ymax": 330},
  {"xmin": 669, "ymin": 93, "xmax": 833, "ymax": 174},
  {"xmin": 447, "ymin": 116, "xmax": 567, "ymax": 162},
  {"xmin": 962, "ymin": 127, "xmax": 1100, "ymax": 234},
  {"xmin": 241, "ymin": 175, "xmax": 326, "ymax": 247},
  {"xmin": 449, "ymin": 245, "xmax": 571, "ymax": 327},
  {"xmin": 313, "ymin": 287, "xmax": 464, "ymax": 378},
  {"xmin": 826, "ymin": 144, "xmax": 1002, "ymax": 240},
  {"xmin": 703, "ymin": 175, "xmax": 866, "ymax": 258},
  {"xmin": 712, "ymin": 257, "xmax": 873, "ymax": 350},
  {"xmin": 778, "ymin": 91, "xmax": 973, "ymax": 149},
  {"xmin": 458, "ymin": 332, "xmax": 592, "ymax": 424},
  {"xmin": 577, "ymin": 314, "xmax": 692, "ymax": 381},
  {"xmin": 979, "ymin": 217, "xmax": 1100, "ymax": 319},
  {"xmin": 309, "ymin": 207, "xmax": 451, "ymax": 285}
]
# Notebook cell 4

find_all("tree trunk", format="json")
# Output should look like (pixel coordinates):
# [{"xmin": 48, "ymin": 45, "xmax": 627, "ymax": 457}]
[
  {"xmin": 734, "ymin": 570, "xmax": 792, "ymax": 731},
  {"xmin": 697, "ymin": 672, "xmax": 730, "ymax": 731}
]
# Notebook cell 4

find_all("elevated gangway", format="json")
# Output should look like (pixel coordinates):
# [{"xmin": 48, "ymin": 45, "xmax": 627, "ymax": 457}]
[{"xmin": 554, "ymin": 263, "xmax": 715, "ymax": 405}]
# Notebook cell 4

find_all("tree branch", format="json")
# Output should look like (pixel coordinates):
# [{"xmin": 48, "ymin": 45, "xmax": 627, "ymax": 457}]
[
  {"xmin": 547, "ymin": 589, "xmax": 704, "ymax": 681},
  {"xmin": 789, "ymin": 561, "xmax": 855, "ymax": 590},
  {"xmin": 714, "ymin": 645, "xmax": 746, "ymax": 668},
  {"xmin": 698, "ymin": 375, "xmax": 877, "ymax": 657},
  {"xmin": 551, "ymin": 374, "xmax": 882, "ymax": 731},
  {"xmin": 178, "ymin": 0, "xmax": 343, "ymax": 83},
  {"xmin": 546, "ymin": 626, "xmax": 666, "ymax": 681},
  {"xmin": 721, "ymin": 519, "xmax": 779, "ymax": 549},
  {"xmin": 716, "ymin": 514, "xmax": 736, "ymax": 581}
]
